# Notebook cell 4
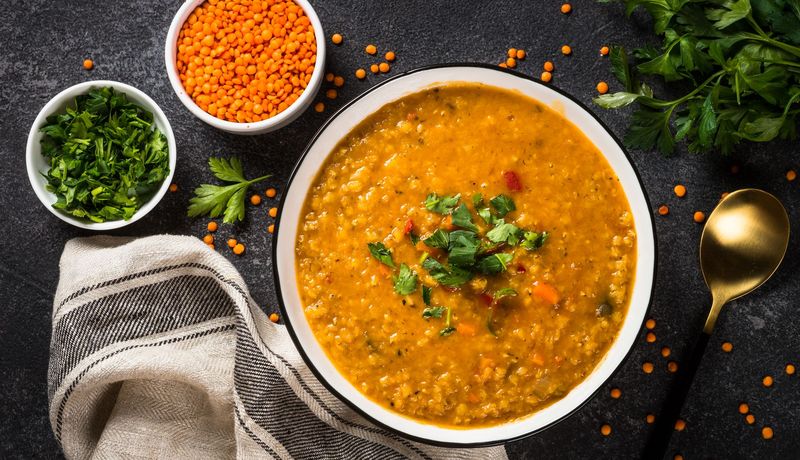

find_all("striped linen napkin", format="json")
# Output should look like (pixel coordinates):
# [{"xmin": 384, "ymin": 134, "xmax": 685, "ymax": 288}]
[{"xmin": 48, "ymin": 235, "xmax": 507, "ymax": 459}]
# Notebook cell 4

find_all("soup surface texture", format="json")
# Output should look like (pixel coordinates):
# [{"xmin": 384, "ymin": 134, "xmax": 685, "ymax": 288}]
[{"xmin": 295, "ymin": 83, "xmax": 637, "ymax": 427}]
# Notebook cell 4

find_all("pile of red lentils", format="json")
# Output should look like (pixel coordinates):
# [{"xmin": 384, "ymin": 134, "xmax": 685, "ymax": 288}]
[{"xmin": 175, "ymin": 0, "xmax": 317, "ymax": 123}]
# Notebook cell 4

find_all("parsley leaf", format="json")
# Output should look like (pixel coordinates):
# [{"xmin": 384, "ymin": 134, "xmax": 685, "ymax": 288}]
[
  {"xmin": 486, "ymin": 222, "xmax": 522, "ymax": 245},
  {"xmin": 490, "ymin": 195, "xmax": 516, "ymax": 217},
  {"xmin": 476, "ymin": 253, "xmax": 513, "ymax": 274},
  {"xmin": 367, "ymin": 242, "xmax": 396, "ymax": 268},
  {"xmin": 423, "ymin": 257, "xmax": 473, "ymax": 286},
  {"xmin": 439, "ymin": 307, "xmax": 455, "ymax": 336},
  {"xmin": 494, "ymin": 287, "xmax": 518, "ymax": 300},
  {"xmin": 451, "ymin": 203, "xmax": 478, "ymax": 232},
  {"xmin": 423, "ymin": 229, "xmax": 450, "ymax": 249},
  {"xmin": 408, "ymin": 231, "xmax": 420, "ymax": 246},
  {"xmin": 393, "ymin": 263, "xmax": 418, "ymax": 295},
  {"xmin": 422, "ymin": 306, "xmax": 446, "ymax": 319},
  {"xmin": 521, "ymin": 231, "xmax": 549, "ymax": 251},
  {"xmin": 422, "ymin": 285, "xmax": 432, "ymax": 306},
  {"xmin": 447, "ymin": 230, "xmax": 480, "ymax": 267},
  {"xmin": 424, "ymin": 193, "xmax": 460, "ymax": 214},
  {"xmin": 188, "ymin": 157, "xmax": 271, "ymax": 224}
]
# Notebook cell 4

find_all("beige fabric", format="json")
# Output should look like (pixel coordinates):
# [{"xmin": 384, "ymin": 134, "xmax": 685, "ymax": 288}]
[{"xmin": 48, "ymin": 235, "xmax": 508, "ymax": 459}]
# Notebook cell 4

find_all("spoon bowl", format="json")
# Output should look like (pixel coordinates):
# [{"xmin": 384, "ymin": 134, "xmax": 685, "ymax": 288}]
[{"xmin": 700, "ymin": 189, "xmax": 790, "ymax": 332}]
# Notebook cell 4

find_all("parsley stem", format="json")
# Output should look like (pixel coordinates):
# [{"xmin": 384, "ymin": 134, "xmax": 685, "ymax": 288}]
[{"xmin": 247, "ymin": 174, "xmax": 272, "ymax": 185}]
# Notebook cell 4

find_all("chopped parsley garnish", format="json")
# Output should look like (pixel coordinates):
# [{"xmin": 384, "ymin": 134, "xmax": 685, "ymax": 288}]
[
  {"xmin": 423, "ymin": 257, "xmax": 473, "ymax": 286},
  {"xmin": 423, "ymin": 229, "xmax": 449, "ymax": 249},
  {"xmin": 486, "ymin": 222, "xmax": 522, "ymax": 245},
  {"xmin": 490, "ymin": 195, "xmax": 516, "ymax": 217},
  {"xmin": 422, "ymin": 285, "xmax": 432, "ymax": 306},
  {"xmin": 408, "ymin": 231, "xmax": 420, "ymax": 246},
  {"xmin": 494, "ymin": 287, "xmax": 518, "ymax": 300},
  {"xmin": 447, "ymin": 230, "xmax": 480, "ymax": 267},
  {"xmin": 424, "ymin": 193, "xmax": 460, "ymax": 214},
  {"xmin": 451, "ymin": 203, "xmax": 478, "ymax": 232},
  {"xmin": 521, "ymin": 231, "xmax": 549, "ymax": 251},
  {"xmin": 367, "ymin": 242, "xmax": 396, "ymax": 268},
  {"xmin": 477, "ymin": 207, "xmax": 497, "ymax": 225},
  {"xmin": 439, "ymin": 307, "xmax": 455, "ymax": 337},
  {"xmin": 393, "ymin": 263, "xmax": 418, "ymax": 295},
  {"xmin": 477, "ymin": 253, "xmax": 514, "ymax": 274},
  {"xmin": 422, "ymin": 306, "xmax": 446, "ymax": 319},
  {"xmin": 471, "ymin": 193, "xmax": 484, "ymax": 208}
]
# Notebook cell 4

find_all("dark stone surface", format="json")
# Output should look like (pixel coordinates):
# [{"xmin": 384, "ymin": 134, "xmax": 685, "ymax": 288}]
[{"xmin": 1, "ymin": 1, "xmax": 798, "ymax": 458}]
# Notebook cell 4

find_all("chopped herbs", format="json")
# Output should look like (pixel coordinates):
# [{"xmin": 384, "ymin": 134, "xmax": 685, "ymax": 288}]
[
  {"xmin": 423, "ymin": 257, "xmax": 474, "ymax": 286},
  {"xmin": 447, "ymin": 230, "xmax": 481, "ymax": 267},
  {"xmin": 520, "ymin": 231, "xmax": 549, "ymax": 251},
  {"xmin": 494, "ymin": 287, "xmax": 518, "ymax": 300},
  {"xmin": 422, "ymin": 285, "xmax": 432, "ymax": 306},
  {"xmin": 439, "ymin": 307, "xmax": 455, "ymax": 337},
  {"xmin": 477, "ymin": 253, "xmax": 514, "ymax": 274},
  {"xmin": 451, "ymin": 203, "xmax": 478, "ymax": 231},
  {"xmin": 486, "ymin": 222, "xmax": 522, "ymax": 245},
  {"xmin": 39, "ymin": 86, "xmax": 171, "ymax": 223},
  {"xmin": 471, "ymin": 193, "xmax": 484, "ymax": 208},
  {"xmin": 188, "ymin": 157, "xmax": 271, "ymax": 224},
  {"xmin": 408, "ymin": 231, "xmax": 420, "ymax": 246},
  {"xmin": 490, "ymin": 194, "xmax": 516, "ymax": 217},
  {"xmin": 393, "ymin": 263, "xmax": 418, "ymax": 295},
  {"xmin": 424, "ymin": 192, "xmax": 460, "ymax": 214},
  {"xmin": 367, "ymin": 242, "xmax": 396, "ymax": 268},
  {"xmin": 422, "ymin": 305, "xmax": 446, "ymax": 319},
  {"xmin": 423, "ymin": 229, "xmax": 450, "ymax": 249}
]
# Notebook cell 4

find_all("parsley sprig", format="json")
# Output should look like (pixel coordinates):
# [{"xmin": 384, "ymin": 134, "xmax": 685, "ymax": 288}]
[
  {"xmin": 595, "ymin": 0, "xmax": 800, "ymax": 154},
  {"xmin": 187, "ymin": 157, "xmax": 271, "ymax": 224}
]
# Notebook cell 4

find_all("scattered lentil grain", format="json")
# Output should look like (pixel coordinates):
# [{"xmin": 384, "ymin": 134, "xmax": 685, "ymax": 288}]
[
  {"xmin": 326, "ymin": 89, "xmax": 338, "ymax": 99},
  {"xmin": 331, "ymin": 33, "xmax": 343, "ymax": 45},
  {"xmin": 233, "ymin": 243, "xmax": 245, "ymax": 255},
  {"xmin": 169, "ymin": 183, "xmax": 179, "ymax": 192},
  {"xmin": 646, "ymin": 414, "xmax": 656, "ymax": 424},
  {"xmin": 250, "ymin": 194, "xmax": 262, "ymax": 205},
  {"xmin": 269, "ymin": 207, "xmax": 278, "ymax": 218},
  {"xmin": 787, "ymin": 170, "xmax": 797, "ymax": 181},
  {"xmin": 667, "ymin": 361, "xmax": 678, "ymax": 373},
  {"xmin": 379, "ymin": 62, "xmax": 390, "ymax": 73},
  {"xmin": 314, "ymin": 102, "xmax": 324, "ymax": 112},
  {"xmin": 600, "ymin": 46, "xmax": 610, "ymax": 56},
  {"xmin": 674, "ymin": 184, "xmax": 687, "ymax": 197},
  {"xmin": 207, "ymin": 221, "xmax": 218, "ymax": 232},
  {"xmin": 385, "ymin": 51, "xmax": 396, "ymax": 62},
  {"xmin": 610, "ymin": 388, "xmax": 621, "ymax": 399},
  {"xmin": 355, "ymin": 68, "xmax": 367, "ymax": 79},
  {"xmin": 561, "ymin": 45, "xmax": 572, "ymax": 55},
  {"xmin": 786, "ymin": 364, "xmax": 796, "ymax": 375},
  {"xmin": 739, "ymin": 403, "xmax": 749, "ymax": 414},
  {"xmin": 762, "ymin": 375, "xmax": 773, "ymax": 387},
  {"xmin": 600, "ymin": 424, "xmax": 611, "ymax": 436},
  {"xmin": 325, "ymin": 72, "xmax": 335, "ymax": 82},
  {"xmin": 516, "ymin": 49, "xmax": 526, "ymax": 60},
  {"xmin": 643, "ymin": 362, "xmax": 654, "ymax": 374},
  {"xmin": 596, "ymin": 81, "xmax": 609, "ymax": 94},
  {"xmin": 370, "ymin": 64, "xmax": 380, "ymax": 74},
  {"xmin": 203, "ymin": 234, "xmax": 214, "ymax": 244},
  {"xmin": 661, "ymin": 346, "xmax": 671, "ymax": 358},
  {"xmin": 544, "ymin": 61, "xmax": 554, "ymax": 72},
  {"xmin": 83, "ymin": 59, "xmax": 94, "ymax": 70},
  {"xmin": 674, "ymin": 419, "xmax": 686, "ymax": 431},
  {"xmin": 658, "ymin": 205, "xmax": 669, "ymax": 216},
  {"xmin": 268, "ymin": 224, "xmax": 275, "ymax": 233},
  {"xmin": 541, "ymin": 71, "xmax": 552, "ymax": 83},
  {"xmin": 265, "ymin": 188, "xmax": 277, "ymax": 198},
  {"xmin": 506, "ymin": 57, "xmax": 517, "ymax": 68},
  {"xmin": 746, "ymin": 414, "xmax": 755, "ymax": 425},
  {"xmin": 561, "ymin": 3, "xmax": 572, "ymax": 14},
  {"xmin": 365, "ymin": 44, "xmax": 377, "ymax": 55},
  {"xmin": 646, "ymin": 318, "xmax": 656, "ymax": 330},
  {"xmin": 334, "ymin": 75, "xmax": 344, "ymax": 87},
  {"xmin": 722, "ymin": 342, "xmax": 733, "ymax": 352},
  {"xmin": 646, "ymin": 332, "xmax": 656, "ymax": 343},
  {"xmin": 269, "ymin": 312, "xmax": 280, "ymax": 323},
  {"xmin": 693, "ymin": 211, "xmax": 706, "ymax": 223},
  {"xmin": 227, "ymin": 238, "xmax": 237, "ymax": 248},
  {"xmin": 762, "ymin": 426, "xmax": 773, "ymax": 440}
]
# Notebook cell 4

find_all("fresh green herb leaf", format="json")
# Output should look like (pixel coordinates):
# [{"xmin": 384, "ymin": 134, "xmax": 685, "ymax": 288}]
[
  {"xmin": 451, "ymin": 203, "xmax": 478, "ymax": 232},
  {"xmin": 521, "ymin": 231, "xmax": 549, "ymax": 251},
  {"xmin": 447, "ymin": 230, "xmax": 480, "ymax": 267},
  {"xmin": 490, "ymin": 194, "xmax": 516, "ymax": 217},
  {"xmin": 188, "ymin": 157, "xmax": 271, "ymax": 224},
  {"xmin": 439, "ymin": 307, "xmax": 455, "ymax": 336},
  {"xmin": 439, "ymin": 326, "xmax": 456, "ymax": 337},
  {"xmin": 424, "ymin": 193, "xmax": 460, "ymax": 214},
  {"xmin": 486, "ymin": 222, "xmax": 522, "ymax": 245},
  {"xmin": 423, "ymin": 257, "xmax": 473, "ymax": 286},
  {"xmin": 367, "ymin": 242, "xmax": 396, "ymax": 268},
  {"xmin": 471, "ymin": 193, "xmax": 484, "ymax": 208},
  {"xmin": 476, "ymin": 253, "xmax": 513, "ymax": 275},
  {"xmin": 393, "ymin": 263, "xmax": 418, "ymax": 295},
  {"xmin": 477, "ymin": 207, "xmax": 496, "ymax": 225},
  {"xmin": 494, "ymin": 288, "xmax": 518, "ymax": 300},
  {"xmin": 423, "ymin": 229, "xmax": 450, "ymax": 249},
  {"xmin": 422, "ymin": 306, "xmax": 446, "ymax": 319},
  {"xmin": 422, "ymin": 285, "xmax": 432, "ymax": 306},
  {"xmin": 408, "ymin": 231, "xmax": 420, "ymax": 246}
]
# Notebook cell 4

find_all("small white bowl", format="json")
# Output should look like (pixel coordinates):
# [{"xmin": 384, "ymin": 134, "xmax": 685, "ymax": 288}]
[
  {"xmin": 164, "ymin": 0, "xmax": 326, "ymax": 135},
  {"xmin": 274, "ymin": 65, "xmax": 656, "ymax": 446},
  {"xmin": 26, "ymin": 80, "xmax": 177, "ymax": 231}
]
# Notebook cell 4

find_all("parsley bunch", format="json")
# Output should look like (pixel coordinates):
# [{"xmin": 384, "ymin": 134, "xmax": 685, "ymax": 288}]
[
  {"xmin": 595, "ymin": 0, "xmax": 800, "ymax": 154},
  {"xmin": 39, "ymin": 87, "xmax": 170, "ymax": 222}
]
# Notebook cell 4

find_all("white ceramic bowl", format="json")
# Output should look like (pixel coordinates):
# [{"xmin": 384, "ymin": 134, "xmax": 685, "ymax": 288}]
[
  {"xmin": 26, "ymin": 80, "xmax": 177, "ymax": 231},
  {"xmin": 164, "ymin": 0, "xmax": 325, "ymax": 135},
  {"xmin": 274, "ymin": 65, "xmax": 656, "ymax": 446}
]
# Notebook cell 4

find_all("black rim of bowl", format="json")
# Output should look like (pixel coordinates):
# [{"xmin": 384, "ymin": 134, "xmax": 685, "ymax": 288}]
[{"xmin": 272, "ymin": 63, "xmax": 658, "ymax": 448}]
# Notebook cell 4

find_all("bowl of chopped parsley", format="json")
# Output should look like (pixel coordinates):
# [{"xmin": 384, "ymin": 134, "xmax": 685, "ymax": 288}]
[{"xmin": 26, "ymin": 81, "xmax": 176, "ymax": 230}]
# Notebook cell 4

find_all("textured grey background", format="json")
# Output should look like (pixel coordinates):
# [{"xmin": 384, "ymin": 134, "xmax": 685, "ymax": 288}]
[{"xmin": 1, "ymin": 0, "xmax": 798, "ymax": 458}]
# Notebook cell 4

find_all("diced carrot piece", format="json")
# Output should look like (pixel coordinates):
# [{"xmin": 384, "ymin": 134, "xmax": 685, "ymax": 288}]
[
  {"xmin": 403, "ymin": 218, "xmax": 414, "ymax": 234},
  {"xmin": 503, "ymin": 171, "xmax": 522, "ymax": 191},
  {"xmin": 457, "ymin": 322, "xmax": 477, "ymax": 336},
  {"xmin": 533, "ymin": 283, "xmax": 560, "ymax": 305}
]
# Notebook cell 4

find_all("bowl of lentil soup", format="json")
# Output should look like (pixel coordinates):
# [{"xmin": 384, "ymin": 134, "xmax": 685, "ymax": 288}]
[
  {"xmin": 275, "ymin": 65, "xmax": 655, "ymax": 445},
  {"xmin": 165, "ymin": 0, "xmax": 324, "ymax": 134}
]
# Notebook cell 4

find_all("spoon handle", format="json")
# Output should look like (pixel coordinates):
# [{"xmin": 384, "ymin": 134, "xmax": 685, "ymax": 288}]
[{"xmin": 643, "ymin": 330, "xmax": 711, "ymax": 458}]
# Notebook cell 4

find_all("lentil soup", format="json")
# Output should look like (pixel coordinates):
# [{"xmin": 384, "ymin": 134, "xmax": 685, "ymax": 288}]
[{"xmin": 295, "ymin": 83, "xmax": 637, "ymax": 427}]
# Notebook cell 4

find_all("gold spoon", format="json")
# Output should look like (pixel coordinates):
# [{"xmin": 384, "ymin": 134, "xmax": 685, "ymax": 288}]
[{"xmin": 645, "ymin": 188, "xmax": 790, "ymax": 457}]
